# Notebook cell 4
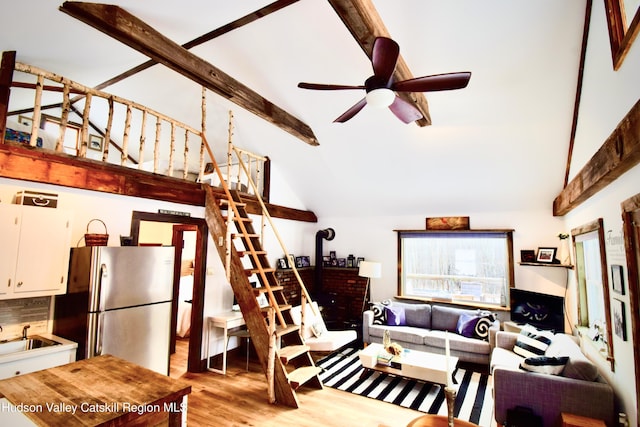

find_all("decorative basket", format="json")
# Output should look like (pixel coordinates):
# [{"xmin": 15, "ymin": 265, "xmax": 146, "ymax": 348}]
[{"xmin": 84, "ymin": 219, "xmax": 109, "ymax": 246}]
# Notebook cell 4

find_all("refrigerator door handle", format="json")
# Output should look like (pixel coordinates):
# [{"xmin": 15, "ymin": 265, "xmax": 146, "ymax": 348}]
[{"xmin": 95, "ymin": 312, "xmax": 105, "ymax": 356}]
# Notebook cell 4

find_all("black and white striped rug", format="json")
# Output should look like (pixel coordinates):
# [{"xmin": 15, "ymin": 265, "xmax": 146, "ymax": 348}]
[{"xmin": 317, "ymin": 348, "xmax": 494, "ymax": 426}]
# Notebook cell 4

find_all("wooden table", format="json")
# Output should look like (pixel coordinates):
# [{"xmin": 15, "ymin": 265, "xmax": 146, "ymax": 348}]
[
  {"xmin": 206, "ymin": 311, "xmax": 246, "ymax": 374},
  {"xmin": 0, "ymin": 354, "xmax": 191, "ymax": 426},
  {"xmin": 407, "ymin": 414, "xmax": 479, "ymax": 427}
]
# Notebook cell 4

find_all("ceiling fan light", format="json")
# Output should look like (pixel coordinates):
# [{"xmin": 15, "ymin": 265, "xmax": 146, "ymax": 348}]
[{"xmin": 366, "ymin": 88, "xmax": 395, "ymax": 108}]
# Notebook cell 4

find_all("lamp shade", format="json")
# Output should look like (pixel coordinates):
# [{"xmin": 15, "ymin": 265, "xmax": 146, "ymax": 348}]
[{"xmin": 358, "ymin": 261, "xmax": 382, "ymax": 279}]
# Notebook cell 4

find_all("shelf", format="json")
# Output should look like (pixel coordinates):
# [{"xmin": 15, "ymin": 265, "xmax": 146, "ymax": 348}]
[{"xmin": 519, "ymin": 262, "xmax": 574, "ymax": 269}]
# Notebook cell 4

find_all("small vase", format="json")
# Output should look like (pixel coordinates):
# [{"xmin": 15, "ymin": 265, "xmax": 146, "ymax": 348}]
[
  {"xmin": 383, "ymin": 329, "xmax": 391, "ymax": 349},
  {"xmin": 558, "ymin": 239, "xmax": 570, "ymax": 265}
]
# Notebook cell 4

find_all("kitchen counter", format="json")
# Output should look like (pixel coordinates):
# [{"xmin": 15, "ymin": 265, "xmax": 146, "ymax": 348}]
[{"xmin": 0, "ymin": 354, "xmax": 191, "ymax": 426}]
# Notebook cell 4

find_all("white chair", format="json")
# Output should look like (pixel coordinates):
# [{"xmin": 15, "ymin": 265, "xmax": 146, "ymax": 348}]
[{"xmin": 289, "ymin": 301, "xmax": 357, "ymax": 352}]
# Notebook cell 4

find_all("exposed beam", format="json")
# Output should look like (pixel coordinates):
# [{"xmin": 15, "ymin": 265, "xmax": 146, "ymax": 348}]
[
  {"xmin": 60, "ymin": 2, "xmax": 319, "ymax": 147},
  {"xmin": 0, "ymin": 143, "xmax": 318, "ymax": 222},
  {"xmin": 553, "ymin": 98, "xmax": 640, "ymax": 216},
  {"xmin": 326, "ymin": 0, "xmax": 431, "ymax": 126}
]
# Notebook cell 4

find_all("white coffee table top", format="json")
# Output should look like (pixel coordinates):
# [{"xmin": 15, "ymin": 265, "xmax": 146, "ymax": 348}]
[{"xmin": 359, "ymin": 343, "xmax": 459, "ymax": 386}]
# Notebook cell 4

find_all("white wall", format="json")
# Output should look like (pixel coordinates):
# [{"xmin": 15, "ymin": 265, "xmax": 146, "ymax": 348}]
[{"xmin": 562, "ymin": 1, "xmax": 640, "ymax": 424}]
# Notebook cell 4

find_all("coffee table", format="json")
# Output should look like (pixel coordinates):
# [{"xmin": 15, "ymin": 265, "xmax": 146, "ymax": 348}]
[{"xmin": 358, "ymin": 343, "xmax": 458, "ymax": 385}]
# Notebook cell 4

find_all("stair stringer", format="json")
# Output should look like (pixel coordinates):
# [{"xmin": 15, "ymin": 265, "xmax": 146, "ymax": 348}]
[{"xmin": 203, "ymin": 185, "xmax": 301, "ymax": 408}]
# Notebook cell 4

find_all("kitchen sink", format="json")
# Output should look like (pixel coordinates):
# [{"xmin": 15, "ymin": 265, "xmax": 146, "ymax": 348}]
[{"xmin": 0, "ymin": 336, "xmax": 61, "ymax": 356}]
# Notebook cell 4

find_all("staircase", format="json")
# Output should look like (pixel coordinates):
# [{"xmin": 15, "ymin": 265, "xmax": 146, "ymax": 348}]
[{"xmin": 203, "ymin": 180, "xmax": 322, "ymax": 408}]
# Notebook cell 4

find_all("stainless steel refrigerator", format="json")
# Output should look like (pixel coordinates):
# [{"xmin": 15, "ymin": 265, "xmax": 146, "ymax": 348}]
[{"xmin": 53, "ymin": 246, "xmax": 175, "ymax": 375}]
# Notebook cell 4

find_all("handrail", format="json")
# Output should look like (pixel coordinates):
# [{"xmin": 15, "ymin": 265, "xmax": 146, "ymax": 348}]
[
  {"xmin": 11, "ymin": 61, "xmax": 204, "ymax": 180},
  {"xmin": 231, "ymin": 144, "xmax": 317, "ymax": 318}
]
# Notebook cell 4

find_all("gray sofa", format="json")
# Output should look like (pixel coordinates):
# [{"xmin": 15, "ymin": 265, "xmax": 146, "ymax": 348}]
[
  {"xmin": 362, "ymin": 301, "xmax": 500, "ymax": 365},
  {"xmin": 491, "ymin": 330, "xmax": 615, "ymax": 427}
]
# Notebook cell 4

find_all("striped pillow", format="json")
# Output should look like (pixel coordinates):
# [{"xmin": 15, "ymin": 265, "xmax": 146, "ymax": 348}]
[
  {"xmin": 513, "ymin": 324, "xmax": 555, "ymax": 358},
  {"xmin": 520, "ymin": 356, "xmax": 569, "ymax": 375}
]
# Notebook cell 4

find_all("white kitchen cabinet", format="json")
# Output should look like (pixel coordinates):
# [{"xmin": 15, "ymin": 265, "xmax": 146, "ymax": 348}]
[{"xmin": 0, "ymin": 204, "xmax": 73, "ymax": 299}]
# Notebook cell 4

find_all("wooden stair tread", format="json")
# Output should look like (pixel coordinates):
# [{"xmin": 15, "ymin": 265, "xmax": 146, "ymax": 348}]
[
  {"xmin": 254, "ymin": 286, "xmax": 283, "ymax": 294},
  {"xmin": 245, "ymin": 267, "xmax": 276, "ymax": 275},
  {"xmin": 288, "ymin": 366, "xmax": 323, "ymax": 390},
  {"xmin": 275, "ymin": 324, "xmax": 300, "ymax": 337},
  {"xmin": 278, "ymin": 345, "xmax": 310, "ymax": 364},
  {"xmin": 261, "ymin": 304, "xmax": 291, "ymax": 314},
  {"xmin": 219, "ymin": 199, "xmax": 246, "ymax": 207}
]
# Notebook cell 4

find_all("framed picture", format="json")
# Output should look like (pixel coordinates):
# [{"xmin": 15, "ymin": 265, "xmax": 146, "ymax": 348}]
[
  {"xmin": 357, "ymin": 257, "xmax": 365, "ymax": 267},
  {"xmin": 18, "ymin": 115, "xmax": 33, "ymax": 127},
  {"xmin": 287, "ymin": 254, "xmax": 295, "ymax": 269},
  {"xmin": 536, "ymin": 247, "xmax": 556, "ymax": 263},
  {"xmin": 295, "ymin": 256, "xmax": 303, "ymax": 268},
  {"xmin": 337, "ymin": 258, "xmax": 346, "ymax": 267},
  {"xmin": 88, "ymin": 134, "xmax": 104, "ymax": 151},
  {"xmin": 612, "ymin": 299, "xmax": 627, "ymax": 341},
  {"xmin": 322, "ymin": 255, "xmax": 330, "ymax": 266},
  {"xmin": 301, "ymin": 256, "xmax": 310, "ymax": 267},
  {"xmin": 611, "ymin": 264, "xmax": 625, "ymax": 294},
  {"xmin": 277, "ymin": 258, "xmax": 288, "ymax": 269},
  {"xmin": 520, "ymin": 250, "xmax": 536, "ymax": 263}
]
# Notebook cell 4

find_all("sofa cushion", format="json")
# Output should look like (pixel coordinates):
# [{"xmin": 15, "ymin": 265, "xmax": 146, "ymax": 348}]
[
  {"xmin": 385, "ymin": 306, "xmax": 406, "ymax": 326},
  {"xmin": 456, "ymin": 310, "xmax": 496, "ymax": 341},
  {"xmin": 513, "ymin": 324, "xmax": 554, "ymax": 358},
  {"xmin": 431, "ymin": 305, "xmax": 474, "ymax": 331},
  {"xmin": 545, "ymin": 333, "xmax": 599, "ymax": 381},
  {"xmin": 520, "ymin": 356, "xmax": 569, "ymax": 375},
  {"xmin": 425, "ymin": 329, "xmax": 491, "ymax": 355},
  {"xmin": 490, "ymin": 346, "xmax": 524, "ymax": 372},
  {"xmin": 395, "ymin": 303, "xmax": 432, "ymax": 329},
  {"xmin": 370, "ymin": 300, "xmax": 391, "ymax": 325}
]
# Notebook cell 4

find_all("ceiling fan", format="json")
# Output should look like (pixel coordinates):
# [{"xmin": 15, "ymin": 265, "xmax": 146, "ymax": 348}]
[{"xmin": 298, "ymin": 37, "xmax": 471, "ymax": 124}]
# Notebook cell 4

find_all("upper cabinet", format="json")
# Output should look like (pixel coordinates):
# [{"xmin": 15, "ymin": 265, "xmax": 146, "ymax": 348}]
[{"xmin": 0, "ymin": 204, "xmax": 73, "ymax": 299}]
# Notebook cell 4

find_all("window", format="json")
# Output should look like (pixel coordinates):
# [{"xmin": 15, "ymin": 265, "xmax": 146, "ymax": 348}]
[
  {"xmin": 572, "ymin": 218, "xmax": 615, "ymax": 368},
  {"xmin": 397, "ymin": 230, "xmax": 514, "ymax": 306},
  {"xmin": 604, "ymin": 0, "xmax": 640, "ymax": 70}
]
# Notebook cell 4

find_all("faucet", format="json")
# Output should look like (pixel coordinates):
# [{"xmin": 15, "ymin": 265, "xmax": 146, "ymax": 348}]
[{"xmin": 22, "ymin": 324, "xmax": 30, "ymax": 340}]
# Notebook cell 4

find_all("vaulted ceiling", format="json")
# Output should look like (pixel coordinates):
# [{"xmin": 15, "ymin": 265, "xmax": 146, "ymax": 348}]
[{"xmin": 1, "ymin": 1, "xmax": 587, "ymax": 217}]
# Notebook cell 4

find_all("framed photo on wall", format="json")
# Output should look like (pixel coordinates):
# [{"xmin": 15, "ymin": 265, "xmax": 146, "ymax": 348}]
[
  {"xmin": 536, "ymin": 247, "xmax": 556, "ymax": 263},
  {"xmin": 611, "ymin": 264, "xmax": 625, "ymax": 294},
  {"xmin": 613, "ymin": 299, "xmax": 627, "ymax": 341}
]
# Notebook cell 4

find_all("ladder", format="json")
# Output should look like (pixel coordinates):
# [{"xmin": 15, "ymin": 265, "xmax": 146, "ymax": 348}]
[{"xmin": 202, "ymin": 146, "xmax": 322, "ymax": 409}]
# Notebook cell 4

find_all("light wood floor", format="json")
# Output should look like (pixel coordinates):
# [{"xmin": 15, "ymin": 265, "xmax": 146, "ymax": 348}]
[{"xmin": 169, "ymin": 339, "xmax": 425, "ymax": 427}]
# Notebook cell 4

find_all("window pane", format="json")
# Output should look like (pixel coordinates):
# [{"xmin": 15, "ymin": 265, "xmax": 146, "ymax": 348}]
[{"xmin": 399, "ymin": 231, "xmax": 512, "ymax": 306}]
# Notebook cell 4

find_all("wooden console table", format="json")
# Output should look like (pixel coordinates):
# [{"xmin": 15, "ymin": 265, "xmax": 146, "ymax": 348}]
[{"xmin": 0, "ymin": 354, "xmax": 191, "ymax": 426}]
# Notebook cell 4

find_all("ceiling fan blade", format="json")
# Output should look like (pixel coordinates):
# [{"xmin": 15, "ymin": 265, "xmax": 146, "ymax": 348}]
[
  {"xmin": 298, "ymin": 82, "xmax": 365, "ymax": 90},
  {"xmin": 334, "ymin": 98, "xmax": 367, "ymax": 123},
  {"xmin": 388, "ymin": 96, "xmax": 423, "ymax": 124},
  {"xmin": 371, "ymin": 37, "xmax": 400, "ymax": 83},
  {"xmin": 392, "ymin": 72, "xmax": 471, "ymax": 92}
]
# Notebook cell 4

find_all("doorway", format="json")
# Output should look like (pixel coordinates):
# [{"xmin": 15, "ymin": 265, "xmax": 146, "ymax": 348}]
[{"xmin": 130, "ymin": 211, "xmax": 208, "ymax": 373}]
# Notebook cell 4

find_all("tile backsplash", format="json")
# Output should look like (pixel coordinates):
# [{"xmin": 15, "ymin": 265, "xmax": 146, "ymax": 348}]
[{"xmin": 0, "ymin": 297, "xmax": 50, "ymax": 340}]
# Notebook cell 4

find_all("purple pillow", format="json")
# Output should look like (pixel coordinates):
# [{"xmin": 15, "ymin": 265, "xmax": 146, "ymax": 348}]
[
  {"xmin": 456, "ymin": 312, "xmax": 480, "ymax": 337},
  {"xmin": 385, "ymin": 306, "xmax": 406, "ymax": 326}
]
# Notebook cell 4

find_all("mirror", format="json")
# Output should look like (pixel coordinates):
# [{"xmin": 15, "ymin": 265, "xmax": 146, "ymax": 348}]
[{"xmin": 571, "ymin": 218, "xmax": 615, "ymax": 369}]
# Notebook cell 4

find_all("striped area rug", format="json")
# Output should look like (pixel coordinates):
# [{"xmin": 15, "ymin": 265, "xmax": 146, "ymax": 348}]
[{"xmin": 317, "ymin": 347, "xmax": 494, "ymax": 427}]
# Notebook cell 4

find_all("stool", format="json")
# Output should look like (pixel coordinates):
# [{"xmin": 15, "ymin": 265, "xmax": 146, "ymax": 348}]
[{"xmin": 227, "ymin": 328, "xmax": 252, "ymax": 371}]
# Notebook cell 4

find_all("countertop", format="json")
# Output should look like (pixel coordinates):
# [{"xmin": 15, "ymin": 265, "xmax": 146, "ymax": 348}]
[{"xmin": 0, "ymin": 354, "xmax": 191, "ymax": 426}]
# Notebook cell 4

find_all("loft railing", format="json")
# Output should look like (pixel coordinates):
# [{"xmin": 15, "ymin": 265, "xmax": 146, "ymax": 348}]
[{"xmin": 2, "ymin": 55, "xmax": 269, "ymax": 198}]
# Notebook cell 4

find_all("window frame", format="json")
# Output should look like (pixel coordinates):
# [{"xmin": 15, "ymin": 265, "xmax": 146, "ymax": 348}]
[
  {"xmin": 571, "ymin": 218, "xmax": 615, "ymax": 370},
  {"xmin": 396, "ymin": 229, "xmax": 514, "ymax": 308}
]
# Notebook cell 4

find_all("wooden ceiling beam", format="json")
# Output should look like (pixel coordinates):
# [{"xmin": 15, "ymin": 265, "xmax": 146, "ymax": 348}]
[
  {"xmin": 326, "ymin": 0, "xmax": 431, "ymax": 126},
  {"xmin": 59, "ymin": 2, "xmax": 319, "ymax": 147}
]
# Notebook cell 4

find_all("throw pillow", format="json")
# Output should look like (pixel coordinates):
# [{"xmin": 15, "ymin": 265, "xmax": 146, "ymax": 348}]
[
  {"xmin": 513, "ymin": 324, "xmax": 555, "ymax": 358},
  {"xmin": 370, "ymin": 300, "xmax": 391, "ymax": 325},
  {"xmin": 520, "ymin": 356, "xmax": 569, "ymax": 375},
  {"xmin": 385, "ymin": 306, "xmax": 406, "ymax": 326},
  {"xmin": 310, "ymin": 320, "xmax": 327, "ymax": 338},
  {"xmin": 455, "ymin": 310, "xmax": 496, "ymax": 341}
]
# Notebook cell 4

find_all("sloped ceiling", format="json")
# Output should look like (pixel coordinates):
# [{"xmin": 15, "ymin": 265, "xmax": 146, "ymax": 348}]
[{"xmin": 1, "ymin": 1, "xmax": 587, "ymax": 217}]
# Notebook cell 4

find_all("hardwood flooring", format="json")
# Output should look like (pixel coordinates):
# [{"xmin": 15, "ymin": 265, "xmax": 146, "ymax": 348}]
[{"xmin": 169, "ymin": 339, "xmax": 425, "ymax": 427}]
